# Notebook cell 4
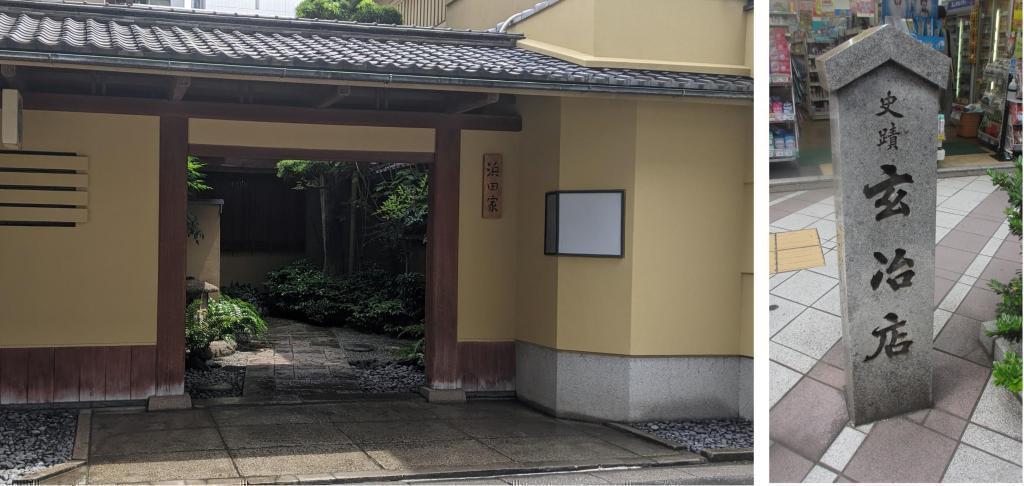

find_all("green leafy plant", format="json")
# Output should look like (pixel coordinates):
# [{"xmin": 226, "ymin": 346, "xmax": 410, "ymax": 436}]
[
  {"xmin": 296, "ymin": 0, "xmax": 402, "ymax": 24},
  {"xmin": 186, "ymin": 156, "xmax": 212, "ymax": 243},
  {"xmin": 993, "ymin": 351, "xmax": 1022, "ymax": 394},
  {"xmin": 185, "ymin": 296, "xmax": 268, "ymax": 353},
  {"xmin": 986, "ymin": 157, "xmax": 1022, "ymax": 393}
]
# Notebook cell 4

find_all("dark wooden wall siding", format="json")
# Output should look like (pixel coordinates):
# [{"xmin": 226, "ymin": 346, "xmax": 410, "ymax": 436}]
[
  {"xmin": 458, "ymin": 341, "xmax": 515, "ymax": 392},
  {"xmin": 0, "ymin": 346, "xmax": 157, "ymax": 405},
  {"xmin": 424, "ymin": 128, "xmax": 461, "ymax": 389}
]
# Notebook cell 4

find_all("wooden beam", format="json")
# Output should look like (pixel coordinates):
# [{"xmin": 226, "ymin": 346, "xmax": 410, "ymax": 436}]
[
  {"xmin": 315, "ymin": 85, "xmax": 352, "ymax": 109},
  {"xmin": 448, "ymin": 92, "xmax": 500, "ymax": 114},
  {"xmin": 424, "ymin": 127, "xmax": 461, "ymax": 390},
  {"xmin": 169, "ymin": 77, "xmax": 191, "ymax": 101},
  {"xmin": 156, "ymin": 116, "xmax": 188, "ymax": 397},
  {"xmin": 22, "ymin": 93, "xmax": 522, "ymax": 132},
  {"xmin": 190, "ymin": 144, "xmax": 434, "ymax": 164}
]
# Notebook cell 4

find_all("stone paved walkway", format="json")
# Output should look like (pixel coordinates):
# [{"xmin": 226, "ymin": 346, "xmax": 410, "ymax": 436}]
[
  {"xmin": 49, "ymin": 400, "xmax": 751, "ymax": 484},
  {"xmin": 223, "ymin": 318, "xmax": 418, "ymax": 400},
  {"xmin": 769, "ymin": 175, "xmax": 1023, "ymax": 483}
]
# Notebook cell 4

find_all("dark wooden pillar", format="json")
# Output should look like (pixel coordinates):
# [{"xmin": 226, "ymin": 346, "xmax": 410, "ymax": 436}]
[
  {"xmin": 156, "ymin": 116, "xmax": 188, "ymax": 395},
  {"xmin": 425, "ymin": 127, "xmax": 461, "ymax": 390}
]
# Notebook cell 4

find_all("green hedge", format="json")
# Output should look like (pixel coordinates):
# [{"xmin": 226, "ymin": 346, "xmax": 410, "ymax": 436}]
[{"xmin": 264, "ymin": 260, "xmax": 424, "ymax": 338}]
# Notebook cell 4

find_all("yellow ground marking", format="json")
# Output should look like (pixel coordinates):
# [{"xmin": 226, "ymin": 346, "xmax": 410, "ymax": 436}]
[{"xmin": 769, "ymin": 228, "xmax": 825, "ymax": 274}]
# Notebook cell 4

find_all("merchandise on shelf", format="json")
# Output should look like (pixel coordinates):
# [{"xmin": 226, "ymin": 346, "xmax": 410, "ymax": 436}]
[{"xmin": 769, "ymin": 126, "xmax": 798, "ymax": 160}]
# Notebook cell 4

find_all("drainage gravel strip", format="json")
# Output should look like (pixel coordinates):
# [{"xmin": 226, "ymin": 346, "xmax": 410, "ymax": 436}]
[
  {"xmin": 0, "ymin": 409, "xmax": 77, "ymax": 485},
  {"xmin": 631, "ymin": 419, "xmax": 753, "ymax": 453}
]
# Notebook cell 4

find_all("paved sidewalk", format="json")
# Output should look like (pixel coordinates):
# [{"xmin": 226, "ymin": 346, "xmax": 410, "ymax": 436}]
[
  {"xmin": 769, "ymin": 175, "xmax": 1023, "ymax": 483},
  {"xmin": 55, "ymin": 399, "xmax": 731, "ymax": 484}
]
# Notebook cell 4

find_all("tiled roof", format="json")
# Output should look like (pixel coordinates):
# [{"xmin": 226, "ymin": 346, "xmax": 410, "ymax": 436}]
[{"xmin": 0, "ymin": 1, "xmax": 751, "ymax": 98}]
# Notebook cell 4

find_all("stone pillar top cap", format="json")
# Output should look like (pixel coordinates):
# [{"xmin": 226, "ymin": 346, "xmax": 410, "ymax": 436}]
[{"xmin": 818, "ymin": 24, "xmax": 950, "ymax": 92}]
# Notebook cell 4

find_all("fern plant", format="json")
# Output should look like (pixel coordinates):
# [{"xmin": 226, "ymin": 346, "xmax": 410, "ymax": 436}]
[{"xmin": 185, "ymin": 296, "xmax": 267, "ymax": 353}]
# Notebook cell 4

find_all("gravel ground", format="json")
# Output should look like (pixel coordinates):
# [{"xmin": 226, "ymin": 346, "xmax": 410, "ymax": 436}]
[
  {"xmin": 351, "ymin": 362, "xmax": 425, "ymax": 393},
  {"xmin": 632, "ymin": 419, "xmax": 753, "ymax": 453},
  {"xmin": 184, "ymin": 365, "xmax": 246, "ymax": 399},
  {"xmin": 0, "ymin": 409, "xmax": 76, "ymax": 484}
]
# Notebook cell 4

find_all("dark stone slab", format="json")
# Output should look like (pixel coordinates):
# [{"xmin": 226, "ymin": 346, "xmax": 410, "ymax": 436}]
[
  {"xmin": 769, "ymin": 443, "xmax": 814, "ymax": 483},
  {"xmin": 933, "ymin": 351, "xmax": 991, "ymax": 419},
  {"xmin": 843, "ymin": 419, "xmax": 957, "ymax": 483},
  {"xmin": 955, "ymin": 287, "xmax": 1001, "ymax": 322},
  {"xmin": 769, "ymin": 378, "xmax": 848, "ymax": 461}
]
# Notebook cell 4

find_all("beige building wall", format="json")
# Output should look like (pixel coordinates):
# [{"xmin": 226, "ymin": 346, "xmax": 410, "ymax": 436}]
[
  {"xmin": 457, "ymin": 129, "xmax": 522, "ymax": 342},
  {"xmin": 0, "ymin": 111, "xmax": 160, "ymax": 347},
  {"xmin": 511, "ymin": 95, "xmax": 561, "ymax": 349},
  {"xmin": 186, "ymin": 201, "xmax": 222, "ymax": 288},
  {"xmin": 441, "ymin": 0, "xmax": 546, "ymax": 30},
  {"xmin": 629, "ymin": 100, "xmax": 752, "ymax": 357},
  {"xmin": 554, "ymin": 97, "xmax": 636, "ymax": 355}
]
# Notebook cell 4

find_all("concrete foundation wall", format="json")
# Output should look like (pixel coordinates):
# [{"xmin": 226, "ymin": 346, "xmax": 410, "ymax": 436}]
[{"xmin": 515, "ymin": 341, "xmax": 752, "ymax": 422}]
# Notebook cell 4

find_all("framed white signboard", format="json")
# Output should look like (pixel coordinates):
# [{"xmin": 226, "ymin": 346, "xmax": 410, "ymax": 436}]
[{"xmin": 544, "ymin": 190, "xmax": 624, "ymax": 257}]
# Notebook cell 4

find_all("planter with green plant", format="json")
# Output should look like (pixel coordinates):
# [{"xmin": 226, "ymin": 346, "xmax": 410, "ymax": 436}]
[
  {"xmin": 186, "ymin": 295, "xmax": 268, "ymax": 367},
  {"xmin": 984, "ymin": 157, "xmax": 1022, "ymax": 397}
]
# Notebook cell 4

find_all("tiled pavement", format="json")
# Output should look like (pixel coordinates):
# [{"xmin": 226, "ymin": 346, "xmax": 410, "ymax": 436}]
[
  {"xmin": 769, "ymin": 175, "xmax": 1023, "ymax": 483},
  {"xmin": 61, "ymin": 400, "xmax": 751, "ymax": 484}
]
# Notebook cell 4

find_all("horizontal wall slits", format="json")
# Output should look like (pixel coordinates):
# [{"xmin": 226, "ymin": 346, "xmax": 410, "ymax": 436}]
[
  {"xmin": 0, "ymin": 153, "xmax": 89, "ymax": 225},
  {"xmin": 0, "ymin": 153, "xmax": 88, "ymax": 171}
]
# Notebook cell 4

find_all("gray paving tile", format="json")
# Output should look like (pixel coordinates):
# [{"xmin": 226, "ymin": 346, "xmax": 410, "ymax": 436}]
[
  {"xmin": 942, "ymin": 444, "xmax": 1022, "ymax": 483},
  {"xmin": 803, "ymin": 465, "xmax": 837, "ymax": 483},
  {"xmin": 770, "ymin": 342, "xmax": 817, "ymax": 374},
  {"xmin": 770, "ymin": 360, "xmax": 803, "ymax": 409},
  {"xmin": 994, "ymin": 236, "xmax": 1022, "ymax": 262},
  {"xmin": 769, "ymin": 295, "xmax": 807, "ymax": 337},
  {"xmin": 500, "ymin": 472, "xmax": 608, "ymax": 485},
  {"xmin": 807, "ymin": 219, "xmax": 837, "ymax": 241},
  {"xmin": 935, "ymin": 277, "xmax": 956, "ymax": 306},
  {"xmin": 210, "ymin": 405, "xmax": 331, "ymax": 427},
  {"xmin": 934, "ymin": 351, "xmax": 991, "ymax": 419},
  {"xmin": 773, "ymin": 213, "xmax": 819, "ymax": 231},
  {"xmin": 91, "ymin": 410, "xmax": 215, "ymax": 433},
  {"xmin": 971, "ymin": 378, "xmax": 1022, "ymax": 441},
  {"xmin": 843, "ymin": 418, "xmax": 957, "ymax": 483},
  {"xmin": 940, "ymin": 230, "xmax": 991, "ymax": 254},
  {"xmin": 230, "ymin": 445, "xmax": 380, "ymax": 477},
  {"xmin": 795, "ymin": 203, "xmax": 834, "ymax": 218},
  {"xmin": 960, "ymin": 423, "xmax": 1022, "ymax": 466},
  {"xmin": 91, "ymin": 427, "xmax": 225, "ymax": 457},
  {"xmin": 771, "ymin": 307, "xmax": 842, "ymax": 360},
  {"xmin": 807, "ymin": 361, "xmax": 844, "ymax": 390},
  {"xmin": 819, "ymin": 426, "xmax": 867, "ymax": 472},
  {"xmin": 771, "ymin": 271, "xmax": 837, "ymax": 306},
  {"xmin": 220, "ymin": 423, "xmax": 353, "ymax": 450},
  {"xmin": 955, "ymin": 286, "xmax": 1001, "ymax": 322},
  {"xmin": 978, "ymin": 257, "xmax": 1022, "ymax": 288},
  {"xmin": 769, "ymin": 443, "xmax": 813, "ymax": 483},
  {"xmin": 770, "ymin": 377, "xmax": 848, "ymax": 461},
  {"xmin": 936, "ymin": 245, "xmax": 979, "ymax": 274},
  {"xmin": 364, "ymin": 440, "xmax": 512, "ymax": 470},
  {"xmin": 769, "ymin": 271, "xmax": 796, "ymax": 290},
  {"xmin": 936, "ymin": 210, "xmax": 967, "ymax": 229},
  {"xmin": 954, "ymin": 215, "xmax": 1003, "ymax": 237},
  {"xmin": 810, "ymin": 285, "xmax": 840, "ymax": 316},
  {"xmin": 922, "ymin": 408, "xmax": 968, "ymax": 440},
  {"xmin": 339, "ymin": 420, "xmax": 470, "ymax": 444},
  {"xmin": 480, "ymin": 435, "xmax": 640, "ymax": 463},
  {"xmin": 934, "ymin": 314, "xmax": 992, "ymax": 366},
  {"xmin": 87, "ymin": 450, "xmax": 238, "ymax": 484},
  {"xmin": 807, "ymin": 249, "xmax": 839, "ymax": 279}
]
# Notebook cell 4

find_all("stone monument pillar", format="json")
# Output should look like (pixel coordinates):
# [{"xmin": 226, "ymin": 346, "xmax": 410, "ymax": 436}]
[{"xmin": 818, "ymin": 25, "xmax": 950, "ymax": 425}]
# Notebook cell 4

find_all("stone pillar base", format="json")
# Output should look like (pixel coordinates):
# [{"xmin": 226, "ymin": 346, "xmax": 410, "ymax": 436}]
[
  {"xmin": 419, "ymin": 386, "xmax": 466, "ymax": 403},
  {"xmin": 147, "ymin": 394, "xmax": 192, "ymax": 411}
]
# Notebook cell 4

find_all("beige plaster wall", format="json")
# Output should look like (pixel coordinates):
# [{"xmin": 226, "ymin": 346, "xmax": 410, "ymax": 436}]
[
  {"xmin": 0, "ymin": 111, "xmax": 159, "ymax": 347},
  {"xmin": 511, "ymin": 95, "xmax": 561, "ymax": 349},
  {"xmin": 456, "ymin": 129, "xmax": 522, "ymax": 341},
  {"xmin": 554, "ymin": 97, "xmax": 636, "ymax": 355},
  {"xmin": 441, "ymin": 0, "xmax": 550, "ymax": 31},
  {"xmin": 186, "ymin": 202, "xmax": 222, "ymax": 288},
  {"xmin": 188, "ymin": 119, "xmax": 434, "ymax": 153},
  {"xmin": 629, "ymin": 100, "xmax": 753, "ymax": 357}
]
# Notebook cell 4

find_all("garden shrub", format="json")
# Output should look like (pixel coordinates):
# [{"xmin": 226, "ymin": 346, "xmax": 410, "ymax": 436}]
[
  {"xmin": 986, "ymin": 157, "xmax": 1022, "ymax": 393},
  {"xmin": 264, "ymin": 260, "xmax": 424, "ymax": 338},
  {"xmin": 185, "ymin": 296, "xmax": 268, "ymax": 353},
  {"xmin": 220, "ymin": 283, "xmax": 267, "ymax": 311},
  {"xmin": 993, "ymin": 351, "xmax": 1022, "ymax": 394}
]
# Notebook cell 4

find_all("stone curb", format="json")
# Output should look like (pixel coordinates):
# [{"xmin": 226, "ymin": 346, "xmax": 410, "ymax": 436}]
[
  {"xmin": 192, "ymin": 392, "xmax": 423, "ymax": 408},
  {"xmin": 699, "ymin": 448, "xmax": 755, "ymax": 463},
  {"xmin": 605, "ymin": 422, "xmax": 692, "ymax": 451},
  {"xmin": 769, "ymin": 163, "xmax": 1015, "ymax": 193},
  {"xmin": 242, "ymin": 457, "xmax": 713, "ymax": 485},
  {"xmin": 12, "ymin": 409, "xmax": 91, "ymax": 485}
]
